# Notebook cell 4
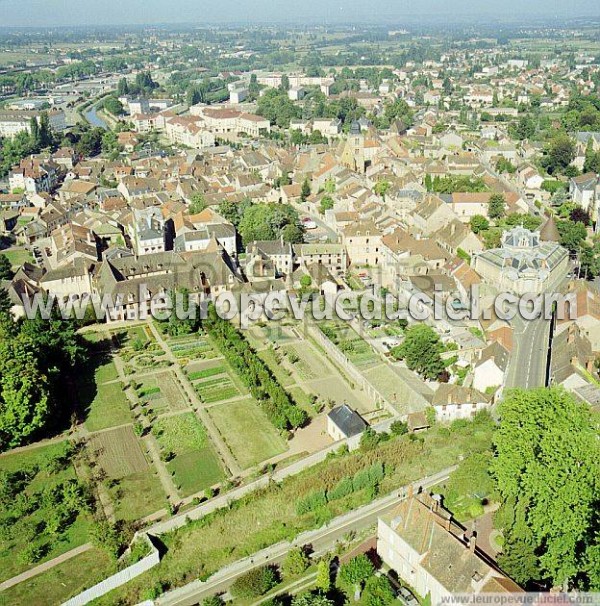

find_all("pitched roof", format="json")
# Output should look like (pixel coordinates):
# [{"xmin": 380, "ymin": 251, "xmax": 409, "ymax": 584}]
[{"xmin": 327, "ymin": 404, "xmax": 367, "ymax": 437}]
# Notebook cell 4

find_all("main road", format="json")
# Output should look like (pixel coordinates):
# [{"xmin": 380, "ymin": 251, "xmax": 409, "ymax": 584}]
[
  {"xmin": 504, "ymin": 316, "xmax": 550, "ymax": 389},
  {"xmin": 156, "ymin": 466, "xmax": 456, "ymax": 606}
]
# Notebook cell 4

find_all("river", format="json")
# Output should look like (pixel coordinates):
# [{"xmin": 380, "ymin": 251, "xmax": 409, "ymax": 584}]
[{"xmin": 84, "ymin": 105, "xmax": 109, "ymax": 130}]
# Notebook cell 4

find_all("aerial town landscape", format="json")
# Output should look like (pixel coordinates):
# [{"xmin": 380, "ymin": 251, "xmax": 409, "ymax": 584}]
[{"xmin": 0, "ymin": 2, "xmax": 600, "ymax": 605}]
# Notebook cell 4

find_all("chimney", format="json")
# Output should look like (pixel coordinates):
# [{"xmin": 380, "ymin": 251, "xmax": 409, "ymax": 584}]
[
  {"xmin": 469, "ymin": 531, "xmax": 477, "ymax": 553},
  {"xmin": 451, "ymin": 223, "xmax": 456, "ymax": 236}
]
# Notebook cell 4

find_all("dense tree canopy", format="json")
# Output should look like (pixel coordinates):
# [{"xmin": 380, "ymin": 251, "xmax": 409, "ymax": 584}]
[
  {"xmin": 491, "ymin": 388, "xmax": 600, "ymax": 590},
  {"xmin": 238, "ymin": 203, "xmax": 304, "ymax": 244},
  {"xmin": 391, "ymin": 324, "xmax": 445, "ymax": 380},
  {"xmin": 0, "ymin": 301, "xmax": 86, "ymax": 451}
]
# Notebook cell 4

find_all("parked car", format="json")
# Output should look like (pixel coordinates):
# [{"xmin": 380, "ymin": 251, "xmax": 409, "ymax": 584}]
[{"xmin": 397, "ymin": 586, "xmax": 419, "ymax": 606}]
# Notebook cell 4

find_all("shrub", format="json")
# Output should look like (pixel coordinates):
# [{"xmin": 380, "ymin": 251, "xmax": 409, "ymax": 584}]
[
  {"xmin": 296, "ymin": 490, "xmax": 327, "ymax": 515},
  {"xmin": 328, "ymin": 476, "xmax": 354, "ymax": 501},
  {"xmin": 229, "ymin": 566, "xmax": 278, "ymax": 598},
  {"xmin": 390, "ymin": 420, "xmax": 408, "ymax": 436},
  {"xmin": 282, "ymin": 546, "xmax": 310, "ymax": 578},
  {"xmin": 19, "ymin": 543, "xmax": 46, "ymax": 564}
]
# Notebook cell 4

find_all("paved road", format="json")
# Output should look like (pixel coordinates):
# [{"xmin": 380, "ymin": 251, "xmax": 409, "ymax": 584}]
[
  {"xmin": 505, "ymin": 317, "xmax": 550, "ymax": 389},
  {"xmin": 156, "ymin": 466, "xmax": 456, "ymax": 606}
]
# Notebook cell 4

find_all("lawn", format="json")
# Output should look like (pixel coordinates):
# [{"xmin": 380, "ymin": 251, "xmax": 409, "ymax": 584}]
[
  {"xmin": 108, "ymin": 469, "xmax": 167, "ymax": 522},
  {"xmin": 77, "ymin": 355, "xmax": 132, "ymax": 432},
  {"xmin": 319, "ymin": 321, "xmax": 379, "ymax": 369},
  {"xmin": 258, "ymin": 347, "xmax": 296, "ymax": 387},
  {"xmin": 0, "ymin": 441, "xmax": 94, "ymax": 584},
  {"xmin": 154, "ymin": 413, "xmax": 224, "ymax": 497},
  {"xmin": 1, "ymin": 248, "xmax": 33, "ymax": 269},
  {"xmin": 281, "ymin": 343, "xmax": 332, "ymax": 381},
  {"xmin": 208, "ymin": 398, "xmax": 287, "ymax": 469},
  {"xmin": 0, "ymin": 547, "xmax": 115, "ymax": 606},
  {"xmin": 95, "ymin": 414, "xmax": 495, "ymax": 605}
]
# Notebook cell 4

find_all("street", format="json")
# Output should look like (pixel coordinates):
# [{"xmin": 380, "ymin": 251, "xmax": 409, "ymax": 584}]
[{"xmin": 505, "ymin": 316, "xmax": 550, "ymax": 389}]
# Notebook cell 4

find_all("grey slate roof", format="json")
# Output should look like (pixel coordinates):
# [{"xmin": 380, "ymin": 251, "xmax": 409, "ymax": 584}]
[{"xmin": 327, "ymin": 404, "xmax": 367, "ymax": 437}]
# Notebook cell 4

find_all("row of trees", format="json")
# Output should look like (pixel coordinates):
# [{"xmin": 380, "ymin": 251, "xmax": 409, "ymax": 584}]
[
  {"xmin": 202, "ymin": 304, "xmax": 307, "ymax": 430},
  {"xmin": 223, "ymin": 551, "xmax": 393, "ymax": 605}
]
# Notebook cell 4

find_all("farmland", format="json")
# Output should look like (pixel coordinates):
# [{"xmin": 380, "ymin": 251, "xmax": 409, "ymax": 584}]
[{"xmin": 94, "ymin": 413, "xmax": 495, "ymax": 605}]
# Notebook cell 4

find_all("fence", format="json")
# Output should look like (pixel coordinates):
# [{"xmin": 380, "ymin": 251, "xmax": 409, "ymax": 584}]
[{"xmin": 61, "ymin": 535, "xmax": 160, "ymax": 606}]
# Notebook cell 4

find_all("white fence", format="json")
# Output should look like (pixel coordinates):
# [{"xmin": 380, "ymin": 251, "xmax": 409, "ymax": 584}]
[{"xmin": 61, "ymin": 535, "xmax": 160, "ymax": 606}]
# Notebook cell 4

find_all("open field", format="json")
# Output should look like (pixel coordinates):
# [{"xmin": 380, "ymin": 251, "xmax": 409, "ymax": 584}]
[
  {"xmin": 304, "ymin": 375, "xmax": 366, "ymax": 412},
  {"xmin": 154, "ymin": 413, "xmax": 224, "ymax": 497},
  {"xmin": 0, "ymin": 547, "xmax": 115, "ymax": 606},
  {"xmin": 207, "ymin": 397, "xmax": 288, "ymax": 469},
  {"xmin": 107, "ymin": 468, "xmax": 167, "ymax": 522},
  {"xmin": 280, "ymin": 342, "xmax": 333, "ymax": 381},
  {"xmin": 0, "ymin": 441, "xmax": 94, "ymax": 584}
]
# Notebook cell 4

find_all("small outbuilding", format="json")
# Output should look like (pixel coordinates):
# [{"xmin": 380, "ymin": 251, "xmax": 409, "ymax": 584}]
[{"xmin": 327, "ymin": 404, "xmax": 368, "ymax": 441}]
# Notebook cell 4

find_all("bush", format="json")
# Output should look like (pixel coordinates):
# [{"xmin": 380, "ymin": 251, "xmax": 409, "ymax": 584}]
[
  {"xmin": 328, "ymin": 476, "xmax": 354, "ymax": 501},
  {"xmin": 282, "ymin": 546, "xmax": 310, "ymax": 578},
  {"xmin": 19, "ymin": 543, "xmax": 46, "ymax": 564},
  {"xmin": 229, "ymin": 566, "xmax": 278, "ymax": 598},
  {"xmin": 296, "ymin": 490, "xmax": 327, "ymax": 515},
  {"xmin": 390, "ymin": 420, "xmax": 408, "ymax": 436}
]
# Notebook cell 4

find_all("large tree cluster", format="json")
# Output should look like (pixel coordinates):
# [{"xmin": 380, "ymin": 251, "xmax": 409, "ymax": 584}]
[
  {"xmin": 0, "ymin": 294, "xmax": 86, "ymax": 451},
  {"xmin": 491, "ymin": 388, "xmax": 600, "ymax": 590}
]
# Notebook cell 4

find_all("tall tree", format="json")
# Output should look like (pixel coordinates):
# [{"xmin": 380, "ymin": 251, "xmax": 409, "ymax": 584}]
[
  {"xmin": 488, "ymin": 193, "xmax": 506, "ymax": 220},
  {"xmin": 391, "ymin": 324, "xmax": 445, "ymax": 380},
  {"xmin": 491, "ymin": 388, "xmax": 600, "ymax": 590}
]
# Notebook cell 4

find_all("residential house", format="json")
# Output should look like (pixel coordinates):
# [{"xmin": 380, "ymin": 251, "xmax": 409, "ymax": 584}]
[
  {"xmin": 378, "ymin": 492, "xmax": 522, "ymax": 606},
  {"xmin": 473, "ymin": 342, "xmax": 510, "ymax": 393}
]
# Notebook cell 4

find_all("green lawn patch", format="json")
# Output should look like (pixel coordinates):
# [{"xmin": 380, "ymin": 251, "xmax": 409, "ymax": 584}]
[
  {"xmin": 154, "ymin": 413, "xmax": 224, "ymax": 496},
  {"xmin": 2, "ymin": 248, "xmax": 33, "ymax": 269},
  {"xmin": 208, "ymin": 398, "xmax": 287, "ymax": 469},
  {"xmin": 0, "ymin": 547, "xmax": 115, "ymax": 606},
  {"xmin": 108, "ymin": 469, "xmax": 167, "ymax": 522}
]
